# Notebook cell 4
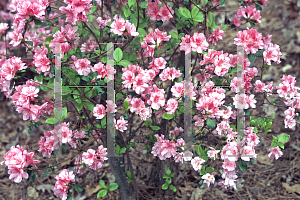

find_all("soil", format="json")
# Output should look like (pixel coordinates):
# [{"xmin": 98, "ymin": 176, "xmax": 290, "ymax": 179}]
[{"xmin": 1, "ymin": 0, "xmax": 300, "ymax": 200}]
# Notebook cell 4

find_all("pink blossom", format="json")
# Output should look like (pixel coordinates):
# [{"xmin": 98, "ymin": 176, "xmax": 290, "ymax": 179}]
[
  {"xmin": 110, "ymin": 16, "xmax": 126, "ymax": 35},
  {"xmin": 150, "ymin": 92, "xmax": 165, "ymax": 110},
  {"xmin": 207, "ymin": 26, "xmax": 224, "ymax": 46},
  {"xmin": 115, "ymin": 116, "xmax": 128, "ymax": 132},
  {"xmin": 159, "ymin": 5, "xmax": 174, "ymax": 22},
  {"xmin": 93, "ymin": 104, "xmax": 106, "ymax": 119},
  {"xmin": 207, "ymin": 147, "xmax": 220, "ymax": 160},
  {"xmin": 71, "ymin": 57, "xmax": 92, "ymax": 76},
  {"xmin": 106, "ymin": 100, "xmax": 117, "ymax": 113},
  {"xmin": 202, "ymin": 173, "xmax": 215, "ymax": 187},
  {"xmin": 190, "ymin": 33, "xmax": 209, "ymax": 54},
  {"xmin": 165, "ymin": 98, "xmax": 178, "ymax": 114},
  {"xmin": 191, "ymin": 157, "xmax": 205, "ymax": 172},
  {"xmin": 263, "ymin": 43, "xmax": 282, "ymax": 65},
  {"xmin": 0, "ymin": 23, "xmax": 9, "ymax": 35},
  {"xmin": 96, "ymin": 14, "xmax": 111, "ymax": 29},
  {"xmin": 138, "ymin": 107, "xmax": 152, "ymax": 121},
  {"xmin": 268, "ymin": 146, "xmax": 283, "ymax": 160},
  {"xmin": 171, "ymin": 81, "xmax": 185, "ymax": 97}
]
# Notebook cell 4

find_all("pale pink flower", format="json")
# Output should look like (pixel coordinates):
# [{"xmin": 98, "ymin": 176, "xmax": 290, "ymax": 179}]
[
  {"xmin": 207, "ymin": 147, "xmax": 220, "ymax": 160},
  {"xmin": 106, "ymin": 100, "xmax": 117, "ymax": 113},
  {"xmin": 115, "ymin": 116, "xmax": 128, "ymax": 132},
  {"xmin": 110, "ymin": 16, "xmax": 126, "ymax": 35},
  {"xmin": 191, "ymin": 157, "xmax": 205, "ymax": 172},
  {"xmin": 268, "ymin": 146, "xmax": 283, "ymax": 160},
  {"xmin": 93, "ymin": 104, "xmax": 106, "ymax": 119},
  {"xmin": 263, "ymin": 43, "xmax": 282, "ymax": 65},
  {"xmin": 0, "ymin": 23, "xmax": 9, "ymax": 35},
  {"xmin": 165, "ymin": 98, "xmax": 178, "ymax": 114},
  {"xmin": 202, "ymin": 173, "xmax": 215, "ymax": 187}
]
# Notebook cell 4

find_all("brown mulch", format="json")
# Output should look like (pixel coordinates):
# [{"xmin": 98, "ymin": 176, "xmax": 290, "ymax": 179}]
[{"xmin": 1, "ymin": 0, "xmax": 300, "ymax": 199}]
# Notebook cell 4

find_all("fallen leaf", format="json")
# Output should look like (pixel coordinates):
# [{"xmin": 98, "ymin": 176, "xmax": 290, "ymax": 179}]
[
  {"xmin": 85, "ymin": 184, "xmax": 102, "ymax": 197},
  {"xmin": 282, "ymin": 182, "xmax": 300, "ymax": 195}
]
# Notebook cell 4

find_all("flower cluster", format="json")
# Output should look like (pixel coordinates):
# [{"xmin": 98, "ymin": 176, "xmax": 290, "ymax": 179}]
[
  {"xmin": 141, "ymin": 29, "xmax": 171, "ymax": 58},
  {"xmin": 96, "ymin": 14, "xmax": 111, "ymax": 29},
  {"xmin": 147, "ymin": 0, "xmax": 174, "ymax": 22},
  {"xmin": 59, "ymin": 0, "xmax": 92, "ymax": 25},
  {"xmin": 110, "ymin": 15, "xmax": 139, "ymax": 37},
  {"xmin": 33, "ymin": 46, "xmax": 53, "ymax": 78},
  {"xmin": 180, "ymin": 32, "xmax": 209, "ymax": 55},
  {"xmin": 53, "ymin": 169, "xmax": 75, "ymax": 200},
  {"xmin": 10, "ymin": 80, "xmax": 54, "ymax": 122},
  {"xmin": 1, "ymin": 145, "xmax": 40, "ymax": 183},
  {"xmin": 232, "ymin": 4, "xmax": 262, "ymax": 27},
  {"xmin": 206, "ymin": 26, "xmax": 225, "ymax": 46},
  {"xmin": 49, "ymin": 25, "xmax": 80, "ymax": 55},
  {"xmin": 80, "ymin": 41, "xmax": 97, "ymax": 52},
  {"xmin": 0, "ymin": 56, "xmax": 27, "ymax": 98},
  {"xmin": 38, "ymin": 122, "xmax": 79, "ymax": 158},
  {"xmin": 82, "ymin": 145, "xmax": 108, "ymax": 170}
]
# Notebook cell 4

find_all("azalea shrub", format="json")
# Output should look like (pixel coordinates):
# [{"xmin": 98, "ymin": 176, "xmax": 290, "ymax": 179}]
[{"xmin": 0, "ymin": 0, "xmax": 297, "ymax": 199}]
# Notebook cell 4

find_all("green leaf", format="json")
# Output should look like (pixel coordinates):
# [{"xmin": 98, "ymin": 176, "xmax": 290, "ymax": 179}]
[
  {"xmin": 255, "ymin": 49, "xmax": 264, "ymax": 57},
  {"xmin": 221, "ymin": 24, "xmax": 228, "ymax": 31},
  {"xmin": 124, "ymin": 8, "xmax": 131, "ymax": 18},
  {"xmin": 52, "ymin": 26, "xmax": 60, "ymax": 34},
  {"xmin": 128, "ymin": 0, "xmax": 136, "ymax": 7},
  {"xmin": 162, "ymin": 183, "xmax": 169, "ymax": 190},
  {"xmin": 99, "ymin": 180, "xmax": 107, "ymax": 188},
  {"xmin": 108, "ymin": 183, "xmax": 119, "ymax": 191},
  {"xmin": 42, "ymin": 171, "xmax": 48, "ymax": 177},
  {"xmin": 116, "ymin": 93, "xmax": 124, "ymax": 99},
  {"xmin": 165, "ymin": 167, "xmax": 171, "ymax": 175},
  {"xmin": 88, "ymin": 14, "xmax": 93, "ymax": 22},
  {"xmin": 255, "ymin": 4, "xmax": 262, "ymax": 10},
  {"xmin": 123, "ymin": 99, "xmax": 129, "ymax": 110},
  {"xmin": 169, "ymin": 185, "xmax": 176, "ymax": 192},
  {"xmin": 206, "ymin": 118, "xmax": 216, "ymax": 129},
  {"xmin": 193, "ymin": 12, "xmax": 204, "ymax": 22},
  {"xmin": 120, "ymin": 147, "xmax": 126, "ymax": 154},
  {"xmin": 62, "ymin": 107, "xmax": 67, "ymax": 121},
  {"xmin": 256, "ymin": 117, "xmax": 264, "ymax": 125},
  {"xmin": 118, "ymin": 60, "xmax": 131, "ymax": 67},
  {"xmin": 208, "ymin": 12, "xmax": 216, "ymax": 26},
  {"xmin": 161, "ymin": 113, "xmax": 174, "ymax": 120},
  {"xmin": 29, "ymin": 172, "xmax": 36, "ymax": 182},
  {"xmin": 179, "ymin": 7, "xmax": 191, "ymax": 18},
  {"xmin": 166, "ymin": 177, "xmax": 172, "ymax": 184},
  {"xmin": 249, "ymin": 158, "xmax": 255, "ymax": 164},
  {"xmin": 90, "ymin": 6, "xmax": 97, "ymax": 14},
  {"xmin": 101, "ymin": 117, "xmax": 107, "ymax": 127},
  {"xmin": 244, "ymin": 109, "xmax": 250, "ymax": 116},
  {"xmin": 206, "ymin": 167, "xmax": 214, "ymax": 173},
  {"xmin": 271, "ymin": 141, "xmax": 279, "ymax": 147},
  {"xmin": 278, "ymin": 143, "xmax": 284, "ymax": 149},
  {"xmin": 25, "ymin": 41, "xmax": 33, "ymax": 46},
  {"xmin": 238, "ymin": 159, "xmax": 247, "ymax": 171},
  {"xmin": 265, "ymin": 122, "xmax": 272, "ymax": 130},
  {"xmin": 77, "ymin": 102, "xmax": 83, "ymax": 112},
  {"xmin": 83, "ymin": 101, "xmax": 95, "ymax": 112},
  {"xmin": 114, "ymin": 48, "xmax": 123, "ymax": 63},
  {"xmin": 191, "ymin": 6, "xmax": 199, "ymax": 18},
  {"xmin": 61, "ymin": 145, "xmax": 67, "ymax": 154},
  {"xmin": 45, "ymin": 117, "xmax": 59, "ymax": 124},
  {"xmin": 248, "ymin": 53, "xmax": 256, "ymax": 62},
  {"xmin": 150, "ymin": 126, "xmax": 161, "ymax": 130},
  {"xmin": 46, "ymin": 36, "xmax": 54, "ymax": 42},
  {"xmin": 219, "ymin": 0, "xmax": 226, "ymax": 5},
  {"xmin": 199, "ymin": 179, "xmax": 204, "ymax": 185},
  {"xmin": 168, "ymin": 31, "xmax": 178, "ymax": 39},
  {"xmin": 97, "ymin": 189, "xmax": 108, "ymax": 198},
  {"xmin": 73, "ymin": 184, "xmax": 83, "ymax": 193},
  {"xmin": 274, "ymin": 99, "xmax": 281, "ymax": 103},
  {"xmin": 278, "ymin": 134, "xmax": 290, "ymax": 143}
]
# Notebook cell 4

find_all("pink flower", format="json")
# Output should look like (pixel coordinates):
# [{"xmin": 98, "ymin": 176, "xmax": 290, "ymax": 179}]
[
  {"xmin": 207, "ymin": 26, "xmax": 224, "ymax": 46},
  {"xmin": 263, "ymin": 43, "xmax": 282, "ymax": 65},
  {"xmin": 194, "ymin": 116, "xmax": 204, "ymax": 127},
  {"xmin": 180, "ymin": 34, "xmax": 192, "ymax": 55},
  {"xmin": 171, "ymin": 82, "xmax": 185, "ymax": 97},
  {"xmin": 0, "ymin": 23, "xmax": 9, "ymax": 35},
  {"xmin": 268, "ymin": 146, "xmax": 283, "ymax": 160},
  {"xmin": 71, "ymin": 57, "xmax": 92, "ymax": 76},
  {"xmin": 115, "ymin": 116, "xmax": 128, "ymax": 132},
  {"xmin": 53, "ymin": 169, "xmax": 75, "ymax": 200},
  {"xmin": 190, "ymin": 33, "xmax": 209, "ymax": 54},
  {"xmin": 207, "ymin": 147, "xmax": 220, "ymax": 160},
  {"xmin": 106, "ymin": 100, "xmax": 117, "ymax": 113},
  {"xmin": 110, "ymin": 16, "xmax": 126, "ymax": 35},
  {"xmin": 96, "ymin": 14, "xmax": 111, "ymax": 29},
  {"xmin": 93, "ymin": 104, "xmax": 106, "ymax": 119},
  {"xmin": 191, "ymin": 157, "xmax": 205, "ymax": 172},
  {"xmin": 202, "ymin": 173, "xmax": 215, "ymax": 187},
  {"xmin": 222, "ymin": 159, "xmax": 236, "ymax": 171},
  {"xmin": 150, "ymin": 92, "xmax": 165, "ymax": 110},
  {"xmin": 165, "ymin": 98, "xmax": 178, "ymax": 114},
  {"xmin": 159, "ymin": 5, "xmax": 174, "ymax": 22},
  {"xmin": 82, "ymin": 149, "xmax": 96, "ymax": 166},
  {"xmin": 138, "ymin": 107, "xmax": 152, "ymax": 121},
  {"xmin": 240, "ymin": 145, "xmax": 257, "ymax": 161}
]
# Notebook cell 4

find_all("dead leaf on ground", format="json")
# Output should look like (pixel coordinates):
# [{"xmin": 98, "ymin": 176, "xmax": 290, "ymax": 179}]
[
  {"xmin": 85, "ymin": 184, "xmax": 102, "ymax": 197},
  {"xmin": 282, "ymin": 182, "xmax": 300, "ymax": 195}
]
